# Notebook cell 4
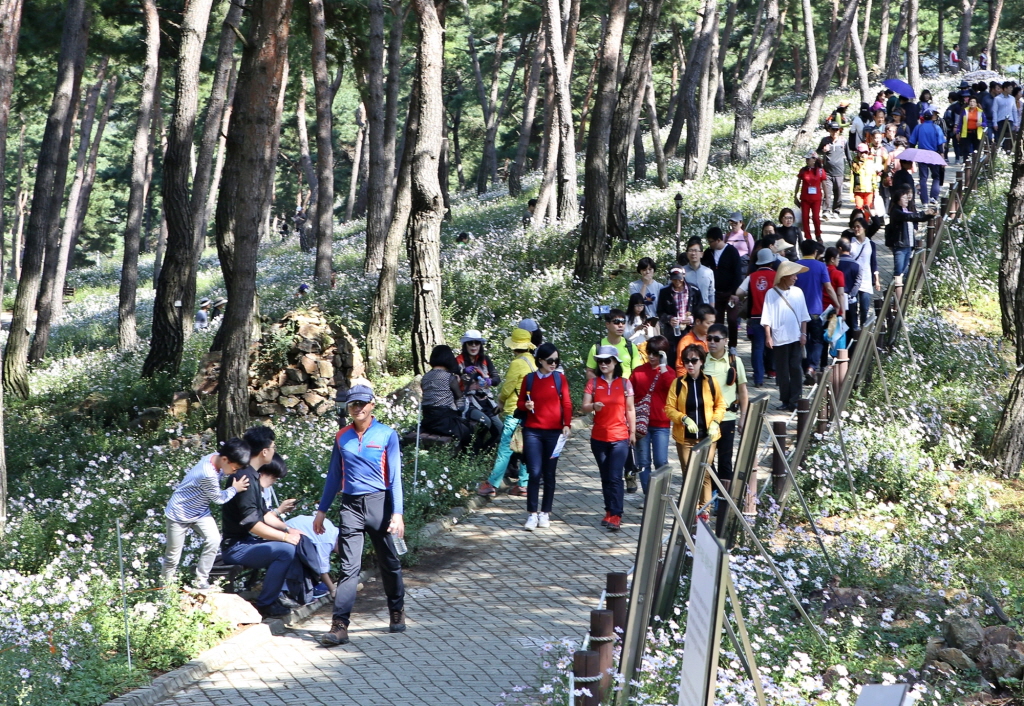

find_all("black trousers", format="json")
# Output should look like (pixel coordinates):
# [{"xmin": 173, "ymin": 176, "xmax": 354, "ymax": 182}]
[
  {"xmin": 775, "ymin": 341, "xmax": 804, "ymax": 408},
  {"xmin": 332, "ymin": 491, "xmax": 404, "ymax": 624},
  {"xmin": 714, "ymin": 297, "xmax": 740, "ymax": 349},
  {"xmin": 714, "ymin": 419, "xmax": 737, "ymax": 519}
]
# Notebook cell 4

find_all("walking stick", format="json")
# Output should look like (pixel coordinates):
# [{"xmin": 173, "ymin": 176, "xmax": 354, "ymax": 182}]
[{"xmin": 413, "ymin": 395, "xmax": 423, "ymax": 491}]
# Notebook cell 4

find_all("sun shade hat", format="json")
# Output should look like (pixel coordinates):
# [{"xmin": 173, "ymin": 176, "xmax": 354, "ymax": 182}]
[
  {"xmin": 212, "ymin": 297, "xmax": 227, "ymax": 307},
  {"xmin": 460, "ymin": 329, "xmax": 486, "ymax": 344},
  {"xmin": 669, "ymin": 266, "xmax": 686, "ymax": 280},
  {"xmin": 804, "ymin": 150, "xmax": 817, "ymax": 159},
  {"xmin": 756, "ymin": 248, "xmax": 776, "ymax": 266},
  {"xmin": 594, "ymin": 345, "xmax": 621, "ymax": 362},
  {"xmin": 504, "ymin": 328, "xmax": 537, "ymax": 350},
  {"xmin": 516, "ymin": 318, "xmax": 540, "ymax": 332},
  {"xmin": 346, "ymin": 384, "xmax": 375, "ymax": 404},
  {"xmin": 728, "ymin": 211, "xmax": 743, "ymax": 223},
  {"xmin": 776, "ymin": 261, "xmax": 810, "ymax": 279},
  {"xmin": 856, "ymin": 142, "xmax": 869, "ymax": 153},
  {"xmin": 199, "ymin": 297, "xmax": 211, "ymax": 306}
]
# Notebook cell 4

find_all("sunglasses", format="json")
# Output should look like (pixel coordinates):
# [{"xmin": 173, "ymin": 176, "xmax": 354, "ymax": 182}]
[
  {"xmin": 684, "ymin": 358, "xmax": 701, "ymax": 365},
  {"xmin": 543, "ymin": 357, "xmax": 560, "ymax": 365},
  {"xmin": 597, "ymin": 359, "xmax": 616, "ymax": 365},
  {"xmin": 707, "ymin": 336, "xmax": 725, "ymax": 342},
  {"xmin": 609, "ymin": 318, "xmax": 626, "ymax": 325}
]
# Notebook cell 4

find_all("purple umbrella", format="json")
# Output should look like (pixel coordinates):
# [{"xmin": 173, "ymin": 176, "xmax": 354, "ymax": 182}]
[
  {"xmin": 883, "ymin": 78, "xmax": 917, "ymax": 99},
  {"xmin": 896, "ymin": 148, "xmax": 948, "ymax": 166}
]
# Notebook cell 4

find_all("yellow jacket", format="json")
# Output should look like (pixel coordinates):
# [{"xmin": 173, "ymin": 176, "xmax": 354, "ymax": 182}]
[
  {"xmin": 664, "ymin": 373, "xmax": 726, "ymax": 444},
  {"xmin": 498, "ymin": 352, "xmax": 537, "ymax": 416}
]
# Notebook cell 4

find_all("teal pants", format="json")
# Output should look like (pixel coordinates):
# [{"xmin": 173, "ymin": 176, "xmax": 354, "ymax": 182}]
[{"xmin": 487, "ymin": 415, "xmax": 529, "ymax": 488}]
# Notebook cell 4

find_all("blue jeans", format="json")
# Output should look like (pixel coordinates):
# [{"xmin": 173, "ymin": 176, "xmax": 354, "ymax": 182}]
[
  {"xmin": 747, "ymin": 317, "xmax": 766, "ymax": 385},
  {"xmin": 591, "ymin": 438, "xmax": 629, "ymax": 517},
  {"xmin": 487, "ymin": 416, "xmax": 528, "ymax": 488},
  {"xmin": 803, "ymin": 315, "xmax": 824, "ymax": 372},
  {"xmin": 856, "ymin": 290, "xmax": 872, "ymax": 327},
  {"xmin": 635, "ymin": 426, "xmax": 670, "ymax": 494},
  {"xmin": 222, "ymin": 537, "xmax": 300, "ymax": 608},
  {"xmin": 892, "ymin": 246, "xmax": 912, "ymax": 277},
  {"xmin": 523, "ymin": 427, "xmax": 563, "ymax": 513},
  {"xmin": 918, "ymin": 163, "xmax": 941, "ymax": 204}
]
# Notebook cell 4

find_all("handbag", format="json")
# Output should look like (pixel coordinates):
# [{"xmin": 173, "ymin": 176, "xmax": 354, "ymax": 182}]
[
  {"xmin": 509, "ymin": 424, "xmax": 524, "ymax": 453},
  {"xmin": 634, "ymin": 369, "xmax": 664, "ymax": 437}
]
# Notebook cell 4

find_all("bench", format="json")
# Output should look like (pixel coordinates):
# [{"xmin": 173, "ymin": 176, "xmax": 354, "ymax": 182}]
[
  {"xmin": 62, "ymin": 285, "xmax": 75, "ymax": 299},
  {"xmin": 209, "ymin": 555, "xmax": 261, "ymax": 594}
]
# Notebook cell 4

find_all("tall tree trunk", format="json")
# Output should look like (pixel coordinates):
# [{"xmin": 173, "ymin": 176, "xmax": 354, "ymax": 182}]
[
  {"xmin": 877, "ymin": 0, "xmax": 891, "ymax": 68},
  {"xmin": 142, "ymin": 0, "xmax": 218, "ymax": 378},
  {"xmin": 574, "ymin": 37, "xmax": 600, "ymax": 152},
  {"xmin": 714, "ymin": 0, "xmax": 735, "ymax": 111},
  {"xmin": 861, "ymin": 0, "xmax": 872, "ymax": 54},
  {"xmin": 408, "ymin": 0, "xmax": 446, "ymax": 374},
  {"xmin": 644, "ymin": 69, "xmax": 668, "ymax": 188},
  {"xmin": 755, "ymin": 0, "xmax": 787, "ymax": 107},
  {"xmin": 547, "ymin": 0, "xmax": 577, "ymax": 226},
  {"xmin": 118, "ymin": 0, "xmax": 159, "ymax": 351},
  {"xmin": 509, "ymin": 29, "xmax": 544, "ymax": 196},
  {"xmin": 363, "ymin": 0, "xmax": 389, "ymax": 272},
  {"xmin": 665, "ymin": 23, "xmax": 684, "ymax": 131},
  {"xmin": 463, "ymin": 0, "xmax": 507, "ymax": 194},
  {"xmin": 850, "ymin": 6, "xmax": 871, "ymax": 106},
  {"xmin": 938, "ymin": 5, "xmax": 945, "ymax": 74},
  {"xmin": 152, "ymin": 93, "xmax": 167, "ymax": 286},
  {"xmin": 295, "ymin": 73, "xmax": 317, "ymax": 252},
  {"xmin": 4, "ymin": 0, "xmax": 86, "ymax": 395},
  {"xmin": 632, "ymin": 123, "xmax": 646, "ymax": 181},
  {"xmin": 203, "ymin": 63, "xmax": 238, "ymax": 241},
  {"xmin": 573, "ymin": 0, "xmax": 628, "ymax": 279},
  {"xmin": 533, "ymin": 65, "xmax": 558, "ymax": 223},
  {"xmin": 839, "ymin": 36, "xmax": 851, "ymax": 88},
  {"xmin": 958, "ymin": 0, "xmax": 976, "ymax": 67},
  {"xmin": 607, "ymin": 0, "xmax": 666, "ymax": 240},
  {"xmin": 9, "ymin": 119, "xmax": 25, "ymax": 283},
  {"xmin": 666, "ymin": 12, "xmax": 705, "ymax": 157},
  {"xmin": 791, "ymin": 11, "xmax": 803, "ymax": 91},
  {"xmin": 801, "ymin": 0, "xmax": 818, "ymax": 92},
  {"xmin": 984, "ymin": 0, "xmax": 1002, "ymax": 68},
  {"xmin": 884, "ymin": 2, "xmax": 907, "ymax": 78},
  {"xmin": 683, "ymin": 0, "xmax": 720, "ymax": 181},
  {"xmin": 731, "ymin": 0, "xmax": 780, "ymax": 162},
  {"xmin": 353, "ymin": 124, "xmax": 370, "ymax": 217},
  {"xmin": 216, "ymin": 0, "xmax": 293, "ymax": 441},
  {"xmin": 382, "ymin": 5, "xmax": 405, "ymax": 225},
  {"xmin": 309, "ymin": 0, "xmax": 334, "ymax": 284},
  {"xmin": 907, "ymin": 0, "xmax": 920, "ymax": 94},
  {"xmin": 345, "ymin": 104, "xmax": 366, "ymax": 222},
  {"xmin": 56, "ymin": 74, "xmax": 117, "ymax": 318},
  {"xmin": 793, "ymin": 0, "xmax": 859, "ymax": 150}
]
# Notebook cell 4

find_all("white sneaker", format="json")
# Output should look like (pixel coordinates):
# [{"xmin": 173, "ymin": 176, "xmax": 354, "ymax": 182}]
[
  {"xmin": 538, "ymin": 512, "xmax": 551, "ymax": 528},
  {"xmin": 524, "ymin": 513, "xmax": 539, "ymax": 531}
]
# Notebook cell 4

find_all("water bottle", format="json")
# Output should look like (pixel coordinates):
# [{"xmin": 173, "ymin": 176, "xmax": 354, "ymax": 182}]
[{"xmin": 393, "ymin": 535, "xmax": 408, "ymax": 555}]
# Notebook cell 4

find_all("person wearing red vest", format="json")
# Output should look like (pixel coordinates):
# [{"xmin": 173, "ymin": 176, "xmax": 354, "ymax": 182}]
[
  {"xmin": 731, "ymin": 248, "xmax": 777, "ymax": 387},
  {"xmin": 582, "ymin": 346, "xmax": 637, "ymax": 531},
  {"xmin": 794, "ymin": 151, "xmax": 827, "ymax": 242},
  {"xmin": 517, "ymin": 342, "xmax": 573, "ymax": 531}
]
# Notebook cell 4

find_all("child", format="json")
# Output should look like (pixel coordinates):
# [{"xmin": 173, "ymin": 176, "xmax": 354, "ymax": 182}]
[
  {"xmin": 162, "ymin": 438, "xmax": 252, "ymax": 589},
  {"xmin": 851, "ymin": 144, "xmax": 877, "ymax": 211}
]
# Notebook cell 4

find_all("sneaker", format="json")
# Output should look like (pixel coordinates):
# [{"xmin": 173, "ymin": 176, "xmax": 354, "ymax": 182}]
[
  {"xmin": 601, "ymin": 512, "xmax": 611, "ymax": 527},
  {"xmin": 607, "ymin": 515, "xmax": 622, "ymax": 531},
  {"xmin": 625, "ymin": 474, "xmax": 638, "ymax": 494},
  {"xmin": 538, "ymin": 512, "xmax": 551, "ymax": 528},
  {"xmin": 257, "ymin": 600, "xmax": 291, "ymax": 619},
  {"xmin": 804, "ymin": 372, "xmax": 816, "ymax": 386},
  {"xmin": 476, "ymin": 482, "xmax": 497, "ymax": 497},
  {"xmin": 312, "ymin": 582, "xmax": 330, "ymax": 599},
  {"xmin": 507, "ymin": 485, "xmax": 528, "ymax": 497},
  {"xmin": 278, "ymin": 594, "xmax": 301, "ymax": 608},
  {"xmin": 192, "ymin": 581, "xmax": 221, "ymax": 592},
  {"xmin": 389, "ymin": 610, "xmax": 407, "ymax": 633},
  {"xmin": 320, "ymin": 619, "xmax": 349, "ymax": 646},
  {"xmin": 767, "ymin": 371, "xmax": 776, "ymax": 379},
  {"xmin": 524, "ymin": 513, "xmax": 539, "ymax": 531}
]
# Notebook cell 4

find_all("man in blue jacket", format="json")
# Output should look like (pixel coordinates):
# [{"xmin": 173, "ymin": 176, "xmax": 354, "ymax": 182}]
[
  {"xmin": 909, "ymin": 110, "xmax": 947, "ymax": 205},
  {"xmin": 314, "ymin": 384, "xmax": 406, "ymax": 646}
]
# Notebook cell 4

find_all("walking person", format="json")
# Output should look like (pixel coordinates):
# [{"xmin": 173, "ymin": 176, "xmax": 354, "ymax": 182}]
[
  {"xmin": 949, "ymin": 43, "xmax": 960, "ymax": 72},
  {"xmin": 625, "ymin": 293, "xmax": 657, "ymax": 346},
  {"xmin": 162, "ymin": 438, "xmax": 252, "ymax": 589},
  {"xmin": 195, "ymin": 298, "xmax": 211, "ymax": 331},
  {"xmin": 763, "ymin": 261, "xmax": 811, "ymax": 411},
  {"xmin": 679, "ymin": 235, "xmax": 716, "ymax": 307},
  {"xmin": 629, "ymin": 257, "xmax": 663, "ymax": 319},
  {"xmin": 456, "ymin": 331, "xmax": 504, "ymax": 450},
  {"xmin": 585, "ymin": 309, "xmax": 638, "ymax": 379},
  {"xmin": 993, "ymin": 81, "xmax": 1021, "ymax": 153},
  {"xmin": 315, "ymin": 384, "xmax": 407, "ymax": 646},
  {"xmin": 629, "ymin": 336, "xmax": 674, "ymax": 494},
  {"xmin": 944, "ymin": 91, "xmax": 966, "ymax": 163},
  {"xmin": 674, "ymin": 303, "xmax": 716, "ymax": 374},
  {"xmin": 730, "ymin": 248, "xmax": 777, "ymax": 387},
  {"xmin": 477, "ymin": 328, "xmax": 537, "ymax": 497},
  {"xmin": 847, "ymin": 218, "xmax": 881, "ymax": 327},
  {"xmin": 582, "ymin": 346, "xmax": 636, "ymax": 531},
  {"xmin": 724, "ymin": 213, "xmax": 756, "ymax": 273},
  {"xmin": 817, "ymin": 121, "xmax": 849, "ymax": 219},
  {"xmin": 835, "ymin": 239, "xmax": 863, "ymax": 334},
  {"xmin": 665, "ymin": 344, "xmax": 725, "ymax": 514},
  {"xmin": 909, "ymin": 110, "xmax": 947, "ymax": 205},
  {"xmin": 795, "ymin": 239, "xmax": 839, "ymax": 382},
  {"xmin": 517, "ymin": 342, "xmax": 573, "ymax": 531},
  {"xmin": 794, "ymin": 151, "xmax": 827, "ymax": 242},
  {"xmin": 955, "ymin": 96, "xmax": 988, "ymax": 157},
  {"xmin": 704, "ymin": 323, "xmax": 748, "ymax": 516},
  {"xmin": 776, "ymin": 208, "xmax": 800, "ymax": 260},
  {"xmin": 656, "ymin": 265, "xmax": 694, "ymax": 358},
  {"xmin": 702, "ymin": 227, "xmax": 743, "ymax": 355},
  {"xmin": 885, "ymin": 187, "xmax": 936, "ymax": 282}
]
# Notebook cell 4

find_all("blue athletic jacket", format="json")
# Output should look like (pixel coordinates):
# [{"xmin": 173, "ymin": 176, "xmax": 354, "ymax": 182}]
[{"xmin": 317, "ymin": 419, "xmax": 404, "ymax": 514}]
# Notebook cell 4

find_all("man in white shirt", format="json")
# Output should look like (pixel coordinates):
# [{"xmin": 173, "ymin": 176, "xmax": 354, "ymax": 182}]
[
  {"xmin": 993, "ymin": 81, "xmax": 1020, "ymax": 153},
  {"xmin": 762, "ymin": 261, "xmax": 811, "ymax": 412},
  {"xmin": 679, "ymin": 235, "xmax": 716, "ymax": 306}
]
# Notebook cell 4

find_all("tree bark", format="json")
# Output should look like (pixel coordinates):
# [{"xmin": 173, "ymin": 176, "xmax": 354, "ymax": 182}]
[
  {"xmin": 573, "ymin": 0, "xmax": 628, "ymax": 279},
  {"xmin": 666, "ymin": 12, "xmax": 704, "ymax": 157},
  {"xmin": 644, "ymin": 69, "xmax": 668, "ymax": 188},
  {"xmin": 574, "ymin": 27, "xmax": 602, "ymax": 153},
  {"xmin": 849, "ymin": 6, "xmax": 871, "ymax": 106},
  {"xmin": 463, "ymin": 0, "xmax": 507, "ymax": 194},
  {"xmin": 984, "ymin": 0, "xmax": 1002, "ymax": 69},
  {"xmin": 545, "ymin": 0, "xmax": 577, "ymax": 226},
  {"xmin": 731, "ymin": 0, "xmax": 780, "ymax": 162},
  {"xmin": 906, "ymin": 0, "xmax": 920, "ymax": 96},
  {"xmin": 884, "ymin": 1, "xmax": 907, "ymax": 79},
  {"xmin": 861, "ymin": 0, "xmax": 872, "ymax": 55},
  {"xmin": 607, "ymin": 0, "xmax": 666, "ymax": 240},
  {"xmin": 143, "ymin": 0, "xmax": 218, "ymax": 378},
  {"xmin": 632, "ymin": 123, "xmax": 646, "ymax": 181},
  {"xmin": 755, "ymin": 0, "xmax": 787, "ymax": 107},
  {"xmin": 877, "ymin": 0, "xmax": 891, "ymax": 68},
  {"xmin": 533, "ymin": 64, "xmax": 558, "ymax": 223},
  {"xmin": 119, "ymin": 0, "xmax": 160, "ymax": 351},
  {"xmin": 958, "ymin": 0, "xmax": 976, "ymax": 67},
  {"xmin": 408, "ymin": 0, "xmax": 446, "ymax": 374},
  {"xmin": 509, "ymin": 29, "xmax": 544, "ymax": 197},
  {"xmin": 216, "ymin": 0, "xmax": 294, "ymax": 441},
  {"xmin": 4, "ymin": 0, "xmax": 86, "ymax": 396},
  {"xmin": 683, "ymin": 0, "xmax": 719, "ymax": 181},
  {"xmin": 295, "ymin": 73, "xmax": 317, "ymax": 252},
  {"xmin": 10, "ymin": 119, "xmax": 25, "ymax": 282},
  {"xmin": 800, "ymin": 0, "xmax": 818, "ymax": 92},
  {"xmin": 363, "ymin": 0, "xmax": 389, "ymax": 272},
  {"xmin": 203, "ymin": 63, "xmax": 238, "ymax": 242},
  {"xmin": 309, "ymin": 0, "xmax": 335, "ymax": 284},
  {"xmin": 999, "ymin": 123, "xmax": 1024, "ymax": 342},
  {"xmin": 792, "ymin": 0, "xmax": 859, "ymax": 150},
  {"xmin": 345, "ymin": 104, "xmax": 366, "ymax": 222},
  {"xmin": 714, "ymin": 0, "xmax": 735, "ymax": 111},
  {"xmin": 938, "ymin": 5, "xmax": 945, "ymax": 74}
]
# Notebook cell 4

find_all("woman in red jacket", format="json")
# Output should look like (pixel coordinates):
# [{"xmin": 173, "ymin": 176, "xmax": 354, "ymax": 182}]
[
  {"xmin": 517, "ymin": 342, "xmax": 573, "ymax": 531},
  {"xmin": 626, "ymin": 336, "xmax": 674, "ymax": 496},
  {"xmin": 794, "ymin": 151, "xmax": 827, "ymax": 242}
]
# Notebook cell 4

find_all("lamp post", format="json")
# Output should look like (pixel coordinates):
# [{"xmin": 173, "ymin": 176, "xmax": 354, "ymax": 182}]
[{"xmin": 674, "ymin": 192, "xmax": 683, "ymax": 259}]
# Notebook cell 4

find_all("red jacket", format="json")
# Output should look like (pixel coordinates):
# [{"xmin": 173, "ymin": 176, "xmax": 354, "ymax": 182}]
[
  {"xmin": 628, "ymin": 363, "xmax": 673, "ymax": 429},
  {"xmin": 517, "ymin": 372, "xmax": 573, "ymax": 430}
]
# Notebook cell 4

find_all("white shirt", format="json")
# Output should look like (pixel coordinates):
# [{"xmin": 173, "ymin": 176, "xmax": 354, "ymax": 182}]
[
  {"xmin": 628, "ymin": 279, "xmax": 664, "ymax": 319},
  {"xmin": 762, "ymin": 287, "xmax": 810, "ymax": 346},
  {"xmin": 684, "ymin": 264, "xmax": 716, "ymax": 305},
  {"xmin": 848, "ymin": 237, "xmax": 875, "ymax": 295},
  {"xmin": 993, "ymin": 94, "xmax": 1020, "ymax": 129},
  {"xmin": 286, "ymin": 515, "xmax": 339, "ymax": 574}
]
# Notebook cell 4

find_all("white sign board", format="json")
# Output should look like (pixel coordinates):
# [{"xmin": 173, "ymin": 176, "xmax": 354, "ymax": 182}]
[
  {"xmin": 855, "ymin": 684, "xmax": 913, "ymax": 706},
  {"xmin": 677, "ymin": 521, "xmax": 727, "ymax": 706}
]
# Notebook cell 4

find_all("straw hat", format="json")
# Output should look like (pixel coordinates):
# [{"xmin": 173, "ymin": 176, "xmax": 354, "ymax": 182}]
[
  {"xmin": 776, "ymin": 261, "xmax": 809, "ymax": 279},
  {"xmin": 504, "ymin": 328, "xmax": 536, "ymax": 350}
]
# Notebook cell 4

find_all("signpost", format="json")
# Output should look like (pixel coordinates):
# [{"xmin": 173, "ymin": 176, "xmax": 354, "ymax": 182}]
[{"xmin": 677, "ymin": 521, "xmax": 728, "ymax": 706}]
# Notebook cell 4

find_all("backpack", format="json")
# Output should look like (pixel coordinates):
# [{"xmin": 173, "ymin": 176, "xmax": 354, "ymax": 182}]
[
  {"xmin": 592, "ymin": 339, "xmax": 634, "ymax": 370},
  {"xmin": 524, "ymin": 371, "xmax": 567, "ymax": 427}
]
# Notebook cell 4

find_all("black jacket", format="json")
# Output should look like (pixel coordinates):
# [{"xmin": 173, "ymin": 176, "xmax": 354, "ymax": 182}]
[
  {"xmin": 656, "ymin": 282, "xmax": 698, "ymax": 331},
  {"xmin": 701, "ymin": 244, "xmax": 743, "ymax": 296}
]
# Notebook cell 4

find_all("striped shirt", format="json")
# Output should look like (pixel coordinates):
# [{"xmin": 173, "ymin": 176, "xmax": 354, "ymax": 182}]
[{"xmin": 164, "ymin": 454, "xmax": 238, "ymax": 523}]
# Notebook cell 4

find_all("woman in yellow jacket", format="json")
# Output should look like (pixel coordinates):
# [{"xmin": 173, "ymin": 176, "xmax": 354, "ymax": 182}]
[
  {"xmin": 955, "ymin": 96, "xmax": 988, "ymax": 157},
  {"xmin": 665, "ymin": 344, "xmax": 726, "ymax": 511}
]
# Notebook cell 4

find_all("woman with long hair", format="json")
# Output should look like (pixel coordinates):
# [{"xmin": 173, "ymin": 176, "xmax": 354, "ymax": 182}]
[{"xmin": 884, "ymin": 187, "xmax": 936, "ymax": 280}]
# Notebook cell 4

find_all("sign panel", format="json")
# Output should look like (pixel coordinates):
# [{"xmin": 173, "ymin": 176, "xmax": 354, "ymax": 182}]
[
  {"xmin": 677, "ymin": 521, "xmax": 727, "ymax": 706},
  {"xmin": 855, "ymin": 684, "xmax": 912, "ymax": 706}
]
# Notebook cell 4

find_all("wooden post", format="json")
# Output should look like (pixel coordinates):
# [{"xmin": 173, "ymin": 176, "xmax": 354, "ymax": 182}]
[
  {"xmin": 589, "ymin": 610, "xmax": 615, "ymax": 700},
  {"xmin": 771, "ymin": 421, "xmax": 788, "ymax": 495},
  {"xmin": 796, "ymin": 398, "xmax": 811, "ymax": 441},
  {"xmin": 572, "ymin": 650, "xmax": 601, "ymax": 706},
  {"xmin": 605, "ymin": 572, "xmax": 628, "ymax": 636},
  {"xmin": 833, "ymin": 348, "xmax": 849, "ymax": 395}
]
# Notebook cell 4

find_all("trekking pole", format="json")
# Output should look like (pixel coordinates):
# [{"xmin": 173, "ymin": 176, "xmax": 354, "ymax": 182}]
[
  {"xmin": 413, "ymin": 396, "xmax": 423, "ymax": 491},
  {"xmin": 115, "ymin": 517, "xmax": 133, "ymax": 672}
]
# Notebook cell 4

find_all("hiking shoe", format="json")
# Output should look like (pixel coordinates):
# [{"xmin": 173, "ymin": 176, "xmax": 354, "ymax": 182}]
[
  {"xmin": 507, "ymin": 485, "xmax": 528, "ymax": 497},
  {"xmin": 524, "ymin": 513, "xmax": 539, "ymax": 531},
  {"xmin": 389, "ymin": 610, "xmax": 406, "ymax": 633},
  {"xmin": 312, "ymin": 582, "xmax": 330, "ymax": 600},
  {"xmin": 601, "ymin": 512, "xmax": 611, "ymax": 527},
  {"xmin": 321, "ymin": 619, "xmax": 349, "ymax": 646},
  {"xmin": 538, "ymin": 512, "xmax": 551, "ymax": 528},
  {"xmin": 257, "ymin": 600, "xmax": 291, "ymax": 619},
  {"xmin": 476, "ymin": 482, "xmax": 497, "ymax": 497},
  {"xmin": 625, "ymin": 474, "xmax": 638, "ymax": 494},
  {"xmin": 607, "ymin": 515, "xmax": 622, "ymax": 531}
]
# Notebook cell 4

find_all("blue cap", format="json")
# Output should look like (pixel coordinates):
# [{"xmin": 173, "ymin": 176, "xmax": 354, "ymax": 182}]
[
  {"xmin": 298, "ymin": 283, "xmax": 311, "ymax": 293},
  {"xmin": 517, "ymin": 318, "xmax": 540, "ymax": 332},
  {"xmin": 345, "ymin": 384, "xmax": 375, "ymax": 404}
]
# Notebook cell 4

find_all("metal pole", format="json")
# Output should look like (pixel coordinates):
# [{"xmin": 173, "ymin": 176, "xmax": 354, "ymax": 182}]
[
  {"xmin": 826, "ymin": 382, "xmax": 859, "ymax": 511},
  {"xmin": 115, "ymin": 518, "xmax": 132, "ymax": 672},
  {"xmin": 413, "ymin": 397, "xmax": 423, "ymax": 491}
]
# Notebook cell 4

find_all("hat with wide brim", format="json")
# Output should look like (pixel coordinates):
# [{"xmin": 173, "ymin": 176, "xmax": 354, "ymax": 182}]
[
  {"xmin": 199, "ymin": 298, "xmax": 211, "ymax": 307},
  {"xmin": 460, "ymin": 329, "xmax": 487, "ymax": 344},
  {"xmin": 504, "ymin": 328, "xmax": 536, "ymax": 350},
  {"xmin": 755, "ymin": 248, "xmax": 776, "ymax": 266},
  {"xmin": 593, "ymin": 345, "xmax": 621, "ymax": 362},
  {"xmin": 516, "ymin": 318, "xmax": 540, "ymax": 332},
  {"xmin": 212, "ymin": 297, "xmax": 228, "ymax": 307},
  {"xmin": 776, "ymin": 261, "xmax": 810, "ymax": 279}
]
